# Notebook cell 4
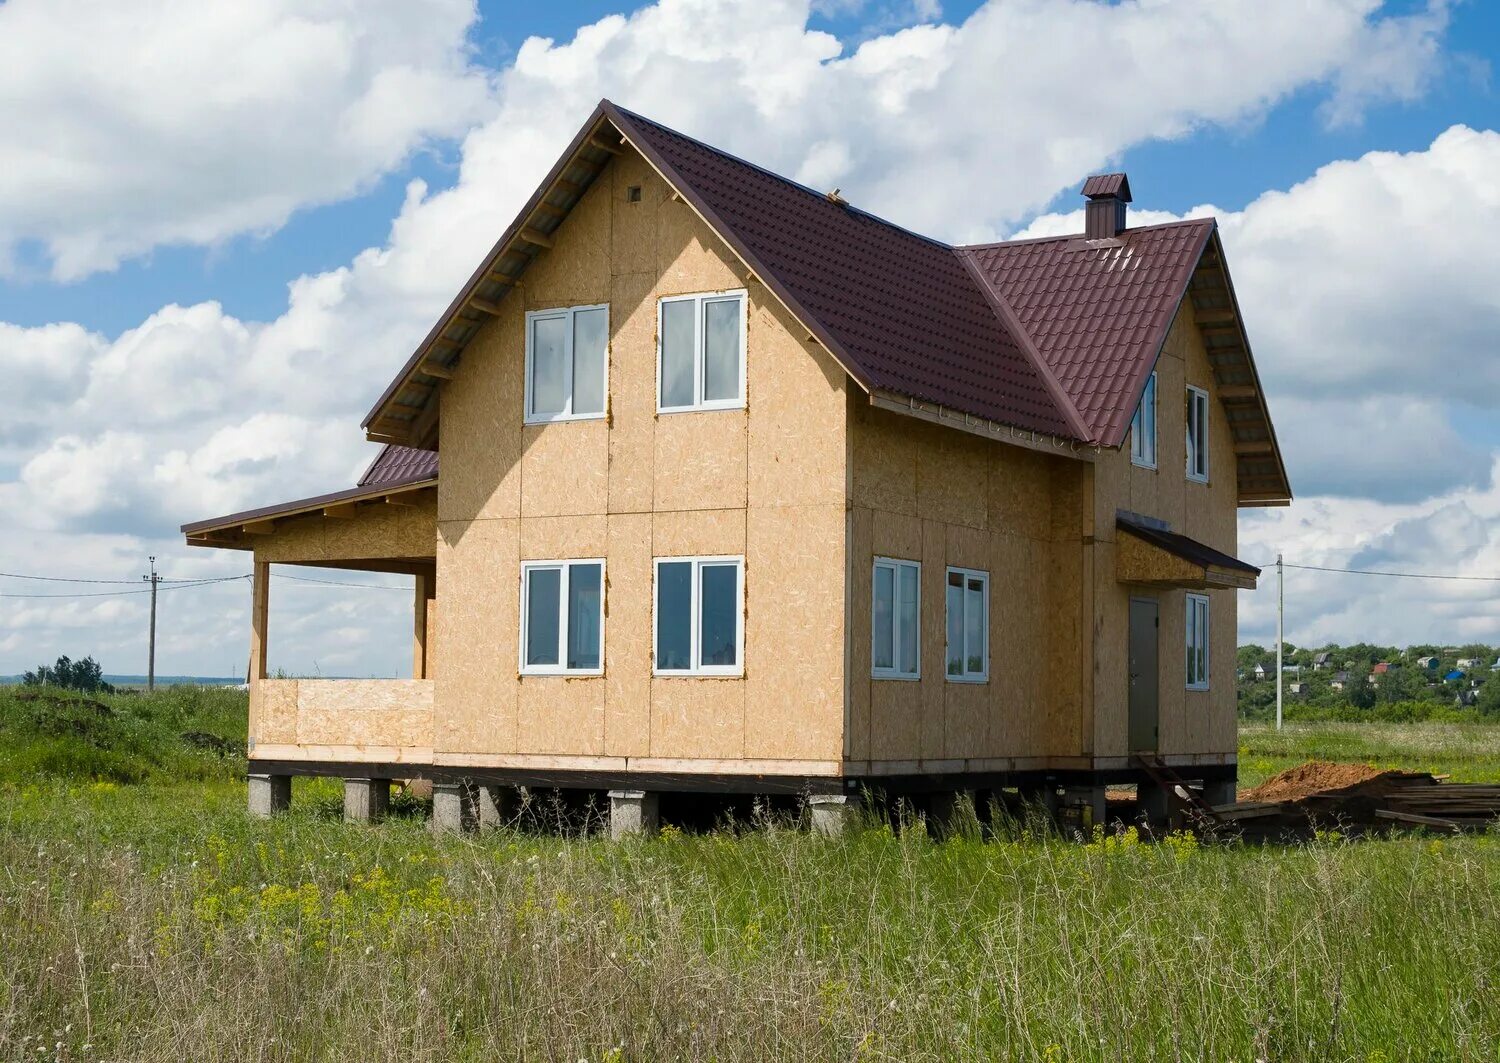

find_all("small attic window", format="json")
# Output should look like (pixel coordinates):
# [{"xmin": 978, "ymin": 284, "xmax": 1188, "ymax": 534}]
[{"xmin": 627, "ymin": 185, "xmax": 642, "ymax": 203}]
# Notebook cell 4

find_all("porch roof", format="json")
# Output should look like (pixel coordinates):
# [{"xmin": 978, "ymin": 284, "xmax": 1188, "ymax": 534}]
[{"xmin": 1115, "ymin": 514, "xmax": 1260, "ymax": 591}]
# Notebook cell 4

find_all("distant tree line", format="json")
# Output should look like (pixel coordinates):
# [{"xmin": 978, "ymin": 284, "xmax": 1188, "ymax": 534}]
[
  {"xmin": 22, "ymin": 655, "xmax": 114, "ymax": 694},
  {"xmin": 1237, "ymin": 641, "xmax": 1500, "ymax": 722}
]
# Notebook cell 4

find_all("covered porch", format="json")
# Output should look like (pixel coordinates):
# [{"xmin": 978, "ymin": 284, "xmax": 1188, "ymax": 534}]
[{"xmin": 181, "ymin": 460, "xmax": 440, "ymax": 775}]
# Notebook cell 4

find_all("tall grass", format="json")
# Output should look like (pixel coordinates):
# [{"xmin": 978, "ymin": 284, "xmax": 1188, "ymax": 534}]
[{"xmin": 1, "ymin": 779, "xmax": 1498, "ymax": 1061}]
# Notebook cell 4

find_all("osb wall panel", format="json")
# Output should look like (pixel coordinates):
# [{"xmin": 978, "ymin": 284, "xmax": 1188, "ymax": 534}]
[
  {"xmin": 1090, "ymin": 297, "xmax": 1241, "ymax": 759},
  {"xmin": 604, "ymin": 513, "xmax": 652, "ymax": 758},
  {"xmin": 517, "ymin": 677, "xmax": 605, "ymax": 755},
  {"xmin": 291, "ymin": 679, "xmax": 434, "ymax": 749},
  {"xmin": 744, "ymin": 505, "xmax": 845, "ymax": 761},
  {"xmin": 434, "ymin": 518, "xmax": 519, "ymax": 754},
  {"xmin": 431, "ymin": 144, "xmax": 848, "ymax": 764},
  {"xmin": 254, "ymin": 679, "xmax": 299, "ymax": 747},
  {"xmin": 848, "ymin": 399, "xmax": 1088, "ymax": 765},
  {"xmin": 253, "ymin": 496, "xmax": 437, "ymax": 564}
]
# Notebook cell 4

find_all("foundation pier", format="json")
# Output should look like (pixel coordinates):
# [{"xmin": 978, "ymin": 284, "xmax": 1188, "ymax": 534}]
[
  {"xmin": 1060, "ymin": 785, "xmax": 1107, "ymax": 833},
  {"xmin": 248, "ymin": 773, "xmax": 291, "ymax": 817},
  {"xmin": 477, "ymin": 785, "xmax": 519, "ymax": 830},
  {"xmin": 808, "ymin": 793, "xmax": 858, "ymax": 837},
  {"xmin": 608, "ymin": 790, "xmax": 659, "ymax": 838},
  {"xmin": 432, "ymin": 781, "xmax": 478, "ymax": 834},
  {"xmin": 1137, "ymin": 782, "xmax": 1170, "ymax": 827},
  {"xmin": 343, "ymin": 778, "xmax": 391, "ymax": 823},
  {"xmin": 1202, "ymin": 778, "xmax": 1236, "ymax": 807}
]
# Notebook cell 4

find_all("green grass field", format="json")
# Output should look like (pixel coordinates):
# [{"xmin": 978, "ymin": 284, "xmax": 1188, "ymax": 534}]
[{"xmin": 3, "ymin": 685, "xmax": 1500, "ymax": 1060}]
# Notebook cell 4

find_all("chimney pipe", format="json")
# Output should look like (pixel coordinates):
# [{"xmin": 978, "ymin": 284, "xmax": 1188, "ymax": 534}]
[{"xmin": 1081, "ymin": 173, "xmax": 1132, "ymax": 239}]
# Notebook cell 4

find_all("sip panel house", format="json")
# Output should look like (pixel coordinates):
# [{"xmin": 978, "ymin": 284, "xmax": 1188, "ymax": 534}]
[{"xmin": 183, "ymin": 101, "xmax": 1289, "ymax": 831}]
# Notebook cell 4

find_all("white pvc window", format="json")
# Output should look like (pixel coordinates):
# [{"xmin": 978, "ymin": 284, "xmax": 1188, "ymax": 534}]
[
  {"xmin": 654, "ymin": 556, "xmax": 743, "ymax": 676},
  {"xmin": 1186, "ymin": 593, "xmax": 1210, "ymax": 690},
  {"xmin": 525, "ymin": 304, "xmax": 609, "ymax": 423},
  {"xmin": 1130, "ymin": 371, "xmax": 1157, "ymax": 469},
  {"xmin": 1186, "ymin": 385, "xmax": 1209, "ymax": 483},
  {"xmin": 872, "ymin": 558, "xmax": 920, "ymax": 680},
  {"xmin": 520, "ymin": 560, "xmax": 605, "ymax": 675},
  {"xmin": 657, "ymin": 290, "xmax": 747, "ymax": 412},
  {"xmin": 945, "ymin": 567, "xmax": 989, "ymax": 682}
]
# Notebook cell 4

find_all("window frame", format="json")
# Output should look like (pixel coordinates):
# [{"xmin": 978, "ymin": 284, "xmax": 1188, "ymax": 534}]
[
  {"xmin": 655, "ymin": 289, "xmax": 748, "ymax": 414},
  {"xmin": 524, "ymin": 303, "xmax": 610, "ymax": 425},
  {"xmin": 518, "ymin": 558, "xmax": 607, "ymax": 677},
  {"xmin": 1185, "ymin": 384, "xmax": 1210, "ymax": 484},
  {"xmin": 1130, "ymin": 371, "xmax": 1158, "ymax": 469},
  {"xmin": 944, "ymin": 566, "xmax": 990, "ymax": 683},
  {"xmin": 1185, "ymin": 592, "xmax": 1210, "ymax": 691},
  {"xmin": 871, "ymin": 556, "xmax": 921, "ymax": 681},
  {"xmin": 652, "ymin": 555, "xmax": 745, "ymax": 677}
]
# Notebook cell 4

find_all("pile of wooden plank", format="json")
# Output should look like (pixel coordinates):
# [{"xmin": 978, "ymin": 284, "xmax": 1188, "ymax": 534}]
[
  {"xmin": 1374, "ymin": 782, "xmax": 1500, "ymax": 830},
  {"xmin": 1197, "ymin": 762, "xmax": 1500, "ymax": 834}
]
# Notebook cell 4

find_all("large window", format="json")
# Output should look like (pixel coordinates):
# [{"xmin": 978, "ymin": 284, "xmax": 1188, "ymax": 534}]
[
  {"xmin": 658, "ymin": 290, "xmax": 746, "ymax": 412},
  {"xmin": 872, "ymin": 558, "xmax": 920, "ymax": 679},
  {"xmin": 945, "ymin": 567, "xmax": 989, "ymax": 682},
  {"xmin": 654, "ymin": 556, "xmax": 743, "ymax": 675},
  {"xmin": 525, "ymin": 304, "xmax": 608, "ymax": 423},
  {"xmin": 1185, "ymin": 385, "xmax": 1209, "ymax": 483},
  {"xmin": 1186, "ymin": 593, "xmax": 1210, "ymax": 690},
  {"xmin": 520, "ymin": 560, "xmax": 604, "ymax": 675},
  {"xmin": 1130, "ymin": 371, "xmax": 1157, "ymax": 469}
]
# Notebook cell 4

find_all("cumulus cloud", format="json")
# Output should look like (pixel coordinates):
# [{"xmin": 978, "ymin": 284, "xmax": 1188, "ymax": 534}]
[
  {"xmin": 0, "ymin": 0, "xmax": 491, "ymax": 280},
  {"xmin": 0, "ymin": 0, "xmax": 1477, "ymax": 673}
]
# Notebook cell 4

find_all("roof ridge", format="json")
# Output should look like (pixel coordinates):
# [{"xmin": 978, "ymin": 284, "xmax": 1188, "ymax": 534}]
[
  {"xmin": 607, "ymin": 102, "xmax": 955, "ymax": 252},
  {"xmin": 953, "ymin": 246, "xmax": 1093, "ymax": 444},
  {"xmin": 960, "ymin": 216, "xmax": 1214, "ymax": 252}
]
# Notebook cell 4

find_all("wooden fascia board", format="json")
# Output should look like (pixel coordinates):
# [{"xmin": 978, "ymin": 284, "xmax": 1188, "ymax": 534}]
[
  {"xmin": 181, "ymin": 479, "xmax": 437, "ymax": 539},
  {"xmin": 869, "ymin": 389, "xmax": 1097, "ymax": 461}
]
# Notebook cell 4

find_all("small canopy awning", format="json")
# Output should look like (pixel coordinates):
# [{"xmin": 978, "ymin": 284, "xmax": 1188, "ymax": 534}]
[{"xmin": 1115, "ymin": 514, "xmax": 1260, "ymax": 591}]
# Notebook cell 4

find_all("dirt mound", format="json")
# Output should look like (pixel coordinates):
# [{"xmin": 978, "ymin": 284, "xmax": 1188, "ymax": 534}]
[{"xmin": 1244, "ymin": 761, "xmax": 1433, "ymax": 804}]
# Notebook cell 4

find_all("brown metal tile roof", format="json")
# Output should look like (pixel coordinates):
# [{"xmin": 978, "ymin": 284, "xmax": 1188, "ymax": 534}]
[
  {"xmin": 359, "ymin": 444, "xmax": 438, "ymax": 487},
  {"xmin": 961, "ymin": 219, "xmax": 1215, "ymax": 447},
  {"xmin": 1081, "ymin": 173, "xmax": 1132, "ymax": 201},
  {"xmin": 608, "ymin": 104, "xmax": 1082, "ymax": 440}
]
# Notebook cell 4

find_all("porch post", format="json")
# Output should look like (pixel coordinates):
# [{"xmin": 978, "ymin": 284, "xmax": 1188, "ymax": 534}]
[
  {"xmin": 413, "ymin": 572, "xmax": 429, "ymax": 680},
  {"xmin": 251, "ymin": 560, "xmax": 270, "ymax": 682}
]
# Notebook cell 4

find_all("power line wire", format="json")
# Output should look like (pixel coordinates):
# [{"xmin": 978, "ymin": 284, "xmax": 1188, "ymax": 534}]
[
  {"xmin": 276, "ymin": 573, "xmax": 406, "ymax": 590},
  {"xmin": 1270, "ymin": 561, "xmax": 1500, "ymax": 583}
]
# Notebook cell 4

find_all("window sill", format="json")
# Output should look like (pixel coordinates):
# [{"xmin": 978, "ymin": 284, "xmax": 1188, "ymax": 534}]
[
  {"xmin": 872, "ymin": 672, "xmax": 921, "ymax": 682},
  {"xmin": 523, "ymin": 412, "xmax": 607, "ymax": 426},
  {"xmin": 1186, "ymin": 474, "xmax": 1209, "ymax": 486},
  {"xmin": 1186, "ymin": 683, "xmax": 1210, "ymax": 692},
  {"xmin": 521, "ymin": 669, "xmax": 604, "ymax": 678},
  {"xmin": 946, "ymin": 675, "xmax": 989, "ymax": 685},
  {"xmin": 653, "ymin": 669, "xmax": 743, "ymax": 679},
  {"xmin": 657, "ymin": 401, "xmax": 746, "ymax": 415},
  {"xmin": 1131, "ymin": 458, "xmax": 1157, "ymax": 471}
]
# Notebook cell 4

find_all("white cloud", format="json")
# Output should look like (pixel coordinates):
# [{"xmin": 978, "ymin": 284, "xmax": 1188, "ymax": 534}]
[
  {"xmin": 0, "ymin": 0, "xmax": 1475, "ymax": 673},
  {"xmin": 0, "ymin": 0, "xmax": 491, "ymax": 280}
]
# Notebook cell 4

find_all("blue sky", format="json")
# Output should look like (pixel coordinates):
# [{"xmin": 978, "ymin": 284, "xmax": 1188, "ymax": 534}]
[{"xmin": 3, "ymin": 0, "xmax": 1500, "ymax": 676}]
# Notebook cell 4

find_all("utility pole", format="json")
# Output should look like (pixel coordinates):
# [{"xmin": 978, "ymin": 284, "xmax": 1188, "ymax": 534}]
[
  {"xmin": 1272, "ymin": 554, "xmax": 1284, "ymax": 728},
  {"xmin": 142, "ymin": 556, "xmax": 161, "ymax": 692}
]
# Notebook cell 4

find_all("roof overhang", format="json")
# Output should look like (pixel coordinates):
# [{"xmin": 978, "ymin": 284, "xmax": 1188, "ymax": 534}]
[
  {"xmin": 1115, "ymin": 515, "xmax": 1259, "ymax": 591},
  {"xmin": 181, "ymin": 476, "xmax": 437, "ymax": 550},
  {"xmin": 361, "ymin": 102, "xmax": 628, "ymax": 449},
  {"xmin": 1185, "ymin": 231, "xmax": 1292, "ymax": 507}
]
